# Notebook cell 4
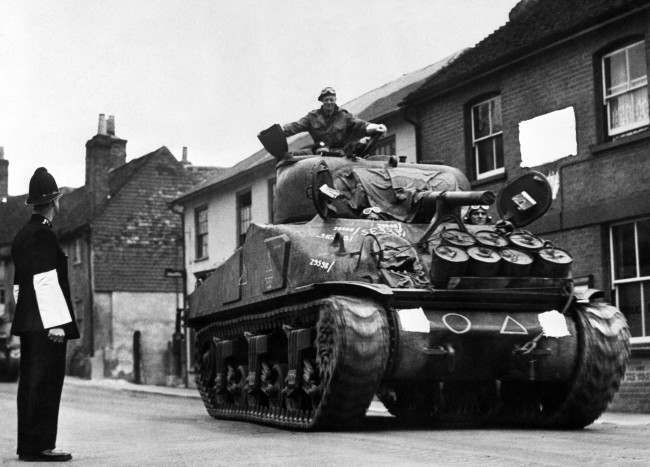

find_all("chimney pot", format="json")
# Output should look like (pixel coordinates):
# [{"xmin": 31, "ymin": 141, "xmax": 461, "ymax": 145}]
[
  {"xmin": 0, "ymin": 146, "xmax": 4, "ymax": 159},
  {"xmin": 98, "ymin": 114, "xmax": 107, "ymax": 135},
  {"xmin": 182, "ymin": 146, "xmax": 188, "ymax": 163},
  {"xmin": 107, "ymin": 115, "xmax": 115, "ymax": 136}
]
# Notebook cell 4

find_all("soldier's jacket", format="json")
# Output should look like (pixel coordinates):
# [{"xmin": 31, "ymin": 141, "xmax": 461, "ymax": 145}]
[
  {"xmin": 11, "ymin": 214, "xmax": 79, "ymax": 339},
  {"xmin": 282, "ymin": 106, "xmax": 369, "ymax": 149}
]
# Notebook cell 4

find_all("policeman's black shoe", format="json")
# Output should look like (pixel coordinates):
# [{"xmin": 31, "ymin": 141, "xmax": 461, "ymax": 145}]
[{"xmin": 18, "ymin": 449, "xmax": 72, "ymax": 462}]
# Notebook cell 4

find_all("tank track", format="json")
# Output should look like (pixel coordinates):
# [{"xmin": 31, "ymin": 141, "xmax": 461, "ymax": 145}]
[
  {"xmin": 378, "ymin": 301, "xmax": 630, "ymax": 428},
  {"xmin": 195, "ymin": 295, "xmax": 389, "ymax": 429},
  {"xmin": 540, "ymin": 302, "xmax": 630, "ymax": 428}
]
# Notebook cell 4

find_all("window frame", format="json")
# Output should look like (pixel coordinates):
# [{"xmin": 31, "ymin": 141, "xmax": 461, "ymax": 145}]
[
  {"xmin": 470, "ymin": 95, "xmax": 504, "ymax": 180},
  {"xmin": 194, "ymin": 205, "xmax": 209, "ymax": 261},
  {"xmin": 236, "ymin": 189, "xmax": 252, "ymax": 247},
  {"xmin": 601, "ymin": 39, "xmax": 649, "ymax": 138},
  {"xmin": 609, "ymin": 216, "xmax": 650, "ymax": 343},
  {"xmin": 372, "ymin": 134, "xmax": 396, "ymax": 156}
]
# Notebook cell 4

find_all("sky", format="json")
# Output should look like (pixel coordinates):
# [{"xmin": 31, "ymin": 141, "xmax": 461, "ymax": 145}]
[{"xmin": 0, "ymin": 0, "xmax": 520, "ymax": 195}]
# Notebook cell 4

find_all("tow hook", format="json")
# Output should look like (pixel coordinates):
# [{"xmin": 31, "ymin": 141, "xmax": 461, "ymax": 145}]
[{"xmin": 422, "ymin": 343, "xmax": 456, "ymax": 373}]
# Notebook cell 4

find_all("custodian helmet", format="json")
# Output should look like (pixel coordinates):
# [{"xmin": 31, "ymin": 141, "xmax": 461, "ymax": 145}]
[{"xmin": 26, "ymin": 167, "xmax": 61, "ymax": 206}]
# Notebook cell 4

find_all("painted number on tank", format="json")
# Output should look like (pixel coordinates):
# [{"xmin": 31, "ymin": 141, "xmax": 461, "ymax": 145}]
[{"xmin": 309, "ymin": 258, "xmax": 336, "ymax": 272}]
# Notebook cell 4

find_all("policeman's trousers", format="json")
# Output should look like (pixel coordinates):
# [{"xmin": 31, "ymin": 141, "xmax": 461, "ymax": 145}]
[{"xmin": 16, "ymin": 331, "xmax": 67, "ymax": 456}]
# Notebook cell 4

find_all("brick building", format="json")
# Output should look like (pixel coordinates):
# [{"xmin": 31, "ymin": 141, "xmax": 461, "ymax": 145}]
[
  {"xmin": 403, "ymin": 0, "xmax": 650, "ymax": 410},
  {"xmin": 0, "ymin": 116, "xmax": 219, "ymax": 385}
]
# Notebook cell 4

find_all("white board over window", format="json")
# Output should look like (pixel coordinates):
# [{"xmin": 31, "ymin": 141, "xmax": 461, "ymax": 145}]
[{"xmin": 519, "ymin": 106, "xmax": 577, "ymax": 168}]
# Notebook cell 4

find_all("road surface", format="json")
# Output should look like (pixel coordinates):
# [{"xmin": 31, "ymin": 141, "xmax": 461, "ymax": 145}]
[{"xmin": 1, "ymin": 381, "xmax": 649, "ymax": 466}]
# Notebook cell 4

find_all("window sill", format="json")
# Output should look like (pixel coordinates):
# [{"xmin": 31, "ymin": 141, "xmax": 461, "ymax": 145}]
[
  {"xmin": 590, "ymin": 129, "xmax": 650, "ymax": 155},
  {"xmin": 194, "ymin": 256, "xmax": 209, "ymax": 263},
  {"xmin": 630, "ymin": 340, "xmax": 650, "ymax": 357},
  {"xmin": 471, "ymin": 170, "xmax": 507, "ymax": 188}
]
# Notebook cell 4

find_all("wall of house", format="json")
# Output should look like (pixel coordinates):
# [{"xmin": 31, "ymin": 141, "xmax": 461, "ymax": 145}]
[
  {"xmin": 60, "ymin": 233, "xmax": 93, "ymax": 377},
  {"xmin": 92, "ymin": 290, "xmax": 180, "ymax": 385},
  {"xmin": 383, "ymin": 115, "xmax": 417, "ymax": 163},
  {"xmin": 183, "ymin": 171, "xmax": 275, "ymax": 292}
]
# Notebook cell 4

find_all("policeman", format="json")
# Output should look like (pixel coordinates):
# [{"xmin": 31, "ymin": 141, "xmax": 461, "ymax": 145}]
[
  {"xmin": 282, "ymin": 87, "xmax": 387, "ymax": 150},
  {"xmin": 11, "ymin": 167, "xmax": 78, "ymax": 462}
]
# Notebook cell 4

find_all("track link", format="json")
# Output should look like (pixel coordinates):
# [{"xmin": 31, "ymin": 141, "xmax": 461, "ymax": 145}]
[{"xmin": 195, "ymin": 295, "xmax": 389, "ymax": 429}]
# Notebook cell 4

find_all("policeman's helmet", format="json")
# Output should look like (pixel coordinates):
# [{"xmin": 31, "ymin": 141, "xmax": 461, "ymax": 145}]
[
  {"xmin": 26, "ymin": 167, "xmax": 62, "ymax": 206},
  {"xmin": 318, "ymin": 87, "xmax": 336, "ymax": 102}
]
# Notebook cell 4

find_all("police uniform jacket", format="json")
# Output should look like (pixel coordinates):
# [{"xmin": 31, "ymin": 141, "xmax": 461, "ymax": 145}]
[
  {"xmin": 282, "ymin": 105, "xmax": 369, "ymax": 149},
  {"xmin": 11, "ymin": 214, "xmax": 79, "ymax": 339}
]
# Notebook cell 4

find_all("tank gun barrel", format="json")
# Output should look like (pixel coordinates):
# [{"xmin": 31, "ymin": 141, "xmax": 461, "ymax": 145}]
[{"xmin": 420, "ymin": 190, "xmax": 496, "ymax": 207}]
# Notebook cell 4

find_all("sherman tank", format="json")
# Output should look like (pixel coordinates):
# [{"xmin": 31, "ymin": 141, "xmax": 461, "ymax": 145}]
[{"xmin": 188, "ymin": 126, "xmax": 630, "ymax": 429}]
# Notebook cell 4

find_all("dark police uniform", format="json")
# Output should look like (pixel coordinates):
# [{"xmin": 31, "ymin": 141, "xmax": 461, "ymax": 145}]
[
  {"xmin": 282, "ymin": 105, "xmax": 370, "ymax": 149},
  {"xmin": 11, "ymin": 168, "xmax": 78, "ymax": 460}
]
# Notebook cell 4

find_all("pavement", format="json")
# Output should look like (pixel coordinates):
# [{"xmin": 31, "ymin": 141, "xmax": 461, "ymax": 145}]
[{"xmin": 64, "ymin": 376, "xmax": 650, "ymax": 425}]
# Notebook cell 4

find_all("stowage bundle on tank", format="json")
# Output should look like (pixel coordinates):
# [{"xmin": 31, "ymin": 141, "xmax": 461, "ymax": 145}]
[{"xmin": 187, "ymin": 126, "xmax": 630, "ymax": 430}]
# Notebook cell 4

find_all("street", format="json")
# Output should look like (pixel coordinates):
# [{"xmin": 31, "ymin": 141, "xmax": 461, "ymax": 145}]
[{"xmin": 1, "ymin": 381, "xmax": 649, "ymax": 466}]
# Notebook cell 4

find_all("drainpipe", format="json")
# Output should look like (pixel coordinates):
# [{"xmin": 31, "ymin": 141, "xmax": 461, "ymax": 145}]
[{"xmin": 403, "ymin": 106, "xmax": 422, "ymax": 163}]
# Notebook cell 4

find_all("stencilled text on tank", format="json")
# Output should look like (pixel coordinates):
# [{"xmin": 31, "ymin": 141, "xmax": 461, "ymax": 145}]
[
  {"xmin": 360, "ymin": 223, "xmax": 405, "ymax": 238},
  {"xmin": 309, "ymin": 257, "xmax": 336, "ymax": 272}
]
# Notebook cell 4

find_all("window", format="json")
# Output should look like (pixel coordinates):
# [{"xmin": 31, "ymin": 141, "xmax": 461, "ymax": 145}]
[
  {"xmin": 602, "ymin": 40, "xmax": 649, "ymax": 137},
  {"xmin": 373, "ymin": 135, "xmax": 396, "ymax": 156},
  {"xmin": 237, "ymin": 190, "xmax": 252, "ymax": 246},
  {"xmin": 194, "ymin": 206, "xmax": 208, "ymax": 260},
  {"xmin": 268, "ymin": 178, "xmax": 276, "ymax": 223},
  {"xmin": 471, "ymin": 95, "xmax": 503, "ymax": 179},
  {"xmin": 610, "ymin": 217, "xmax": 650, "ymax": 339},
  {"xmin": 0, "ymin": 288, "xmax": 5, "ymax": 305}
]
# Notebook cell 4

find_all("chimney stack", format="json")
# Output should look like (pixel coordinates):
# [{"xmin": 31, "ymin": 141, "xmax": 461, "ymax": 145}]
[
  {"xmin": 86, "ymin": 114, "xmax": 127, "ymax": 213},
  {"xmin": 182, "ymin": 146, "xmax": 188, "ymax": 164},
  {"xmin": 107, "ymin": 115, "xmax": 115, "ymax": 136},
  {"xmin": 98, "ymin": 114, "xmax": 107, "ymax": 135},
  {"xmin": 0, "ymin": 146, "xmax": 8, "ymax": 199}
]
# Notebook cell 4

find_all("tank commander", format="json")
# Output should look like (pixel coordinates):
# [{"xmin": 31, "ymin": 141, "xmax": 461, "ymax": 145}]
[
  {"xmin": 282, "ymin": 87, "xmax": 387, "ymax": 151},
  {"xmin": 463, "ymin": 205, "xmax": 492, "ymax": 225}
]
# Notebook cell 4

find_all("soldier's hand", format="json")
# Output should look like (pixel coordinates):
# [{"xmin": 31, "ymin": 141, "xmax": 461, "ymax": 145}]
[
  {"xmin": 47, "ymin": 328, "xmax": 65, "ymax": 343},
  {"xmin": 366, "ymin": 123, "xmax": 387, "ymax": 134}
]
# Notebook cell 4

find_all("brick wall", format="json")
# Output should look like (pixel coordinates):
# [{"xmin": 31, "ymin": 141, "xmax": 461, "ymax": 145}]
[
  {"xmin": 610, "ymin": 356, "xmax": 650, "ymax": 412},
  {"xmin": 85, "ymin": 134, "xmax": 126, "ymax": 214}
]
